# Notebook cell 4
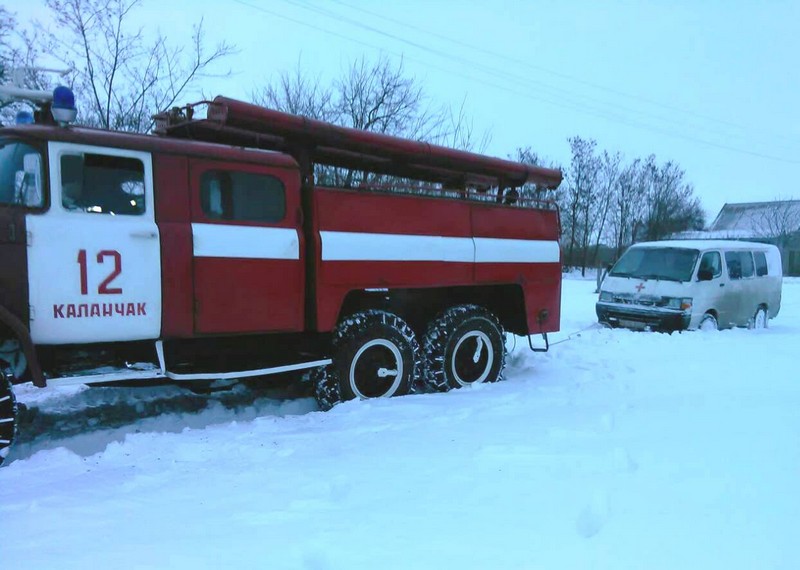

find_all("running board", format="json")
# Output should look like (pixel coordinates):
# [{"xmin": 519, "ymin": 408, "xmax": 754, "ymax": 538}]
[
  {"xmin": 41, "ymin": 341, "xmax": 331, "ymax": 388},
  {"xmin": 164, "ymin": 359, "xmax": 332, "ymax": 382}
]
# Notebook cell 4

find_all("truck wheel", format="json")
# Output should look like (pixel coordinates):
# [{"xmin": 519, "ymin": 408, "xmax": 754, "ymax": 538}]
[
  {"xmin": 0, "ymin": 367, "xmax": 18, "ymax": 467},
  {"xmin": 422, "ymin": 305, "xmax": 506, "ymax": 391},
  {"xmin": 311, "ymin": 366, "xmax": 341, "ymax": 411},
  {"xmin": 0, "ymin": 340, "xmax": 30, "ymax": 384},
  {"xmin": 332, "ymin": 311, "xmax": 420, "ymax": 403}
]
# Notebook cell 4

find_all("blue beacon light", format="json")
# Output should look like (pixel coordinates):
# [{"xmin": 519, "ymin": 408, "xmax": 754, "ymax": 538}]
[
  {"xmin": 51, "ymin": 86, "xmax": 77, "ymax": 124},
  {"xmin": 15, "ymin": 111, "xmax": 35, "ymax": 125}
]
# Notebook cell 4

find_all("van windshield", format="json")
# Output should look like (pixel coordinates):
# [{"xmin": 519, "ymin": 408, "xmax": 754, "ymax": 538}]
[{"xmin": 610, "ymin": 247, "xmax": 699, "ymax": 282}]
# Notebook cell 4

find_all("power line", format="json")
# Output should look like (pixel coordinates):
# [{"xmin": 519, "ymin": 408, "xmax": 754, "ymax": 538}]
[
  {"xmin": 291, "ymin": 0, "xmax": 800, "ymax": 153},
  {"xmin": 329, "ymin": 0, "xmax": 799, "ymax": 147},
  {"xmin": 231, "ymin": 0, "xmax": 800, "ymax": 164}
]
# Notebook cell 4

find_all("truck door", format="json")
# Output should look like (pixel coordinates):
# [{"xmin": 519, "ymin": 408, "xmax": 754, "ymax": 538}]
[
  {"xmin": 27, "ymin": 142, "xmax": 162, "ymax": 344},
  {"xmin": 188, "ymin": 159, "xmax": 304, "ymax": 334},
  {"xmin": 0, "ymin": 139, "xmax": 42, "ymax": 324}
]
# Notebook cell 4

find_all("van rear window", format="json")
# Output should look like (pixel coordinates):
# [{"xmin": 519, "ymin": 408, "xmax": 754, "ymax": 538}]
[{"xmin": 754, "ymin": 251, "xmax": 768, "ymax": 276}]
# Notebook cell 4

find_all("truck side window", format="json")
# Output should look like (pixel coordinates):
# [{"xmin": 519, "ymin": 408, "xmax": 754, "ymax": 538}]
[
  {"xmin": 698, "ymin": 251, "xmax": 721, "ymax": 278},
  {"xmin": 754, "ymin": 251, "xmax": 768, "ymax": 277},
  {"xmin": 61, "ymin": 153, "xmax": 145, "ymax": 215},
  {"xmin": 200, "ymin": 170, "xmax": 285, "ymax": 223},
  {"xmin": 725, "ymin": 251, "xmax": 742, "ymax": 280}
]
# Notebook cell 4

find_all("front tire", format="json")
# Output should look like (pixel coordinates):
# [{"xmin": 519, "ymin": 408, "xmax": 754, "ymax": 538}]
[
  {"xmin": 0, "ymin": 366, "xmax": 18, "ymax": 466},
  {"xmin": 311, "ymin": 366, "xmax": 340, "ymax": 411},
  {"xmin": 699, "ymin": 313, "xmax": 719, "ymax": 331},
  {"xmin": 422, "ymin": 305, "xmax": 506, "ymax": 391},
  {"xmin": 329, "ymin": 311, "xmax": 420, "ymax": 405}
]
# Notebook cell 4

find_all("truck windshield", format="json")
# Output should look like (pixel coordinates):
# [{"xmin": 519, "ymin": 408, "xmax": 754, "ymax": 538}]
[
  {"xmin": 0, "ymin": 140, "xmax": 44, "ymax": 208},
  {"xmin": 610, "ymin": 247, "xmax": 699, "ymax": 282}
]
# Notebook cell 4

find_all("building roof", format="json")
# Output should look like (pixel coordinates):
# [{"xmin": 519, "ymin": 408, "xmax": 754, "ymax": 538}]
[
  {"xmin": 632, "ymin": 239, "xmax": 778, "ymax": 251},
  {"xmin": 709, "ymin": 200, "xmax": 800, "ymax": 237}
]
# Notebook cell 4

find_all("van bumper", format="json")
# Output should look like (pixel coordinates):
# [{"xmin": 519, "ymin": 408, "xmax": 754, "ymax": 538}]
[{"xmin": 596, "ymin": 302, "xmax": 691, "ymax": 332}]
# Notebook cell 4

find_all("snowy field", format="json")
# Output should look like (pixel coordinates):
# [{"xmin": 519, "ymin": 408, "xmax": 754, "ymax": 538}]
[{"xmin": 2, "ymin": 276, "xmax": 799, "ymax": 569}]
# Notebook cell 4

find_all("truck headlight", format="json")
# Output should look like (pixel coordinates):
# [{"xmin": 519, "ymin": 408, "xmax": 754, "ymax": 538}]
[
  {"xmin": 599, "ymin": 291, "xmax": 613, "ymax": 302},
  {"xmin": 665, "ymin": 297, "xmax": 692, "ymax": 311}
]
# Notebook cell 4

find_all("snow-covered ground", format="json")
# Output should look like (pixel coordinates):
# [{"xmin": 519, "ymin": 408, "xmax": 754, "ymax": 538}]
[{"xmin": 2, "ymin": 277, "xmax": 799, "ymax": 569}]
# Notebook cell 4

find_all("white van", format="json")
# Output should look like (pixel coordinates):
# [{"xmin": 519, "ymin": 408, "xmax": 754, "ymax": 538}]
[{"xmin": 596, "ymin": 240, "xmax": 782, "ymax": 331}]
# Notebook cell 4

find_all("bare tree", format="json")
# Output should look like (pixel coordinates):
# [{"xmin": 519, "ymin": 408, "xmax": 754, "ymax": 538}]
[
  {"xmin": 609, "ymin": 158, "xmax": 643, "ymax": 257},
  {"xmin": 44, "ymin": 0, "xmax": 235, "ymax": 132},
  {"xmin": 251, "ymin": 57, "xmax": 335, "ymax": 122},
  {"xmin": 254, "ymin": 55, "xmax": 488, "ymax": 189},
  {"xmin": 589, "ymin": 150, "xmax": 621, "ymax": 267},
  {"xmin": 0, "ymin": 7, "xmax": 49, "ymax": 122},
  {"xmin": 641, "ymin": 159, "xmax": 704, "ymax": 241},
  {"xmin": 514, "ymin": 146, "xmax": 562, "ymax": 204},
  {"xmin": 562, "ymin": 136, "xmax": 599, "ymax": 271},
  {"xmin": 439, "ymin": 95, "xmax": 491, "ymax": 153},
  {"xmin": 335, "ymin": 55, "xmax": 443, "ymax": 138},
  {"xmin": 753, "ymin": 198, "xmax": 800, "ymax": 245}
]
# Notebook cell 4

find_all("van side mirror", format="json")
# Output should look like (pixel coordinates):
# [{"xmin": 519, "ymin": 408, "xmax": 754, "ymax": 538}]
[{"xmin": 697, "ymin": 269, "xmax": 713, "ymax": 281}]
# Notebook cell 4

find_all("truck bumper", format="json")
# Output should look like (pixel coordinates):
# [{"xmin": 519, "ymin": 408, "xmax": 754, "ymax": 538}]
[{"xmin": 596, "ymin": 302, "xmax": 691, "ymax": 332}]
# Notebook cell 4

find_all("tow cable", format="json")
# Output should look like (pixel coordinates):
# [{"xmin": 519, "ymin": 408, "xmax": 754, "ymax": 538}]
[
  {"xmin": 511, "ymin": 322, "xmax": 602, "ymax": 353},
  {"xmin": 546, "ymin": 323, "xmax": 603, "ymax": 347}
]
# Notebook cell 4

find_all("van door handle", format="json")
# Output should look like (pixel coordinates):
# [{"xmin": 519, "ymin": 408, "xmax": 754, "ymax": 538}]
[
  {"xmin": 719, "ymin": 283, "xmax": 725, "ymax": 287},
  {"xmin": 130, "ymin": 230, "xmax": 158, "ymax": 239}
]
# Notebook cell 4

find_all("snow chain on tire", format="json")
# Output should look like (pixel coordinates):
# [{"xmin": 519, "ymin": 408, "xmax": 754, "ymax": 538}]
[
  {"xmin": 422, "ymin": 305, "xmax": 506, "ymax": 392},
  {"xmin": 0, "ymin": 365, "xmax": 18, "ymax": 466},
  {"xmin": 312, "ymin": 366, "xmax": 341, "ymax": 412},
  {"xmin": 315, "ymin": 310, "xmax": 421, "ymax": 410}
]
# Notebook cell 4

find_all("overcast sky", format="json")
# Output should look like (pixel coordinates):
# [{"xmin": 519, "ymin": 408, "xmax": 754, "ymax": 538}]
[{"xmin": 13, "ymin": 0, "xmax": 800, "ymax": 221}]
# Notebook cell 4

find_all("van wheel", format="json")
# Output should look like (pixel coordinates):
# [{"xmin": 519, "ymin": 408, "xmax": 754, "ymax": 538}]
[
  {"xmin": 332, "ymin": 311, "xmax": 420, "ymax": 402},
  {"xmin": 0, "ymin": 367, "xmax": 18, "ymax": 466},
  {"xmin": 422, "ymin": 305, "xmax": 506, "ymax": 391},
  {"xmin": 699, "ymin": 313, "xmax": 718, "ymax": 331},
  {"xmin": 752, "ymin": 307, "xmax": 769, "ymax": 329}
]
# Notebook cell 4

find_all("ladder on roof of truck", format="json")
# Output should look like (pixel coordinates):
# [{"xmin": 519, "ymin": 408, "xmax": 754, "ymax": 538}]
[{"xmin": 153, "ymin": 96, "xmax": 563, "ymax": 201}]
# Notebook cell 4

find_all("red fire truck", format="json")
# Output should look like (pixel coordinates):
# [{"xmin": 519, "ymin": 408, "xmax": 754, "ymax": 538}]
[{"xmin": 0, "ymin": 86, "xmax": 562, "ymax": 463}]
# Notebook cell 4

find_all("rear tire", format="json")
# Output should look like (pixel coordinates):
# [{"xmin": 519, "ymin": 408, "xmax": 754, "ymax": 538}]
[
  {"xmin": 422, "ymin": 305, "xmax": 506, "ymax": 392},
  {"xmin": 0, "ymin": 366, "xmax": 18, "ymax": 466},
  {"xmin": 327, "ymin": 311, "xmax": 420, "ymax": 405},
  {"xmin": 752, "ymin": 307, "xmax": 768, "ymax": 329}
]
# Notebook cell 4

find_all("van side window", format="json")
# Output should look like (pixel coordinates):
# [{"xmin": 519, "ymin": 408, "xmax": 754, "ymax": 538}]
[
  {"xmin": 740, "ymin": 252, "xmax": 754, "ymax": 278},
  {"xmin": 61, "ymin": 153, "xmax": 145, "ymax": 215},
  {"xmin": 754, "ymin": 251, "xmax": 768, "ymax": 277},
  {"xmin": 725, "ymin": 251, "xmax": 742, "ymax": 279},
  {"xmin": 698, "ymin": 251, "xmax": 721, "ymax": 278},
  {"xmin": 200, "ymin": 170, "xmax": 285, "ymax": 223}
]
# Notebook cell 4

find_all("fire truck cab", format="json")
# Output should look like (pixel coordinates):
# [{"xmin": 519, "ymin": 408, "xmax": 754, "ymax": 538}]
[{"xmin": 0, "ymin": 86, "xmax": 563, "ymax": 462}]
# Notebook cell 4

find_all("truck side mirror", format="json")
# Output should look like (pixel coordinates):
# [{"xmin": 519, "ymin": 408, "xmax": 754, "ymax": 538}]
[
  {"xmin": 697, "ymin": 269, "xmax": 713, "ymax": 281},
  {"xmin": 15, "ymin": 153, "xmax": 43, "ymax": 207}
]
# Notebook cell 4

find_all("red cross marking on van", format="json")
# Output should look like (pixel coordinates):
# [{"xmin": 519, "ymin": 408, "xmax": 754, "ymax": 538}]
[{"xmin": 635, "ymin": 282, "xmax": 646, "ymax": 292}]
